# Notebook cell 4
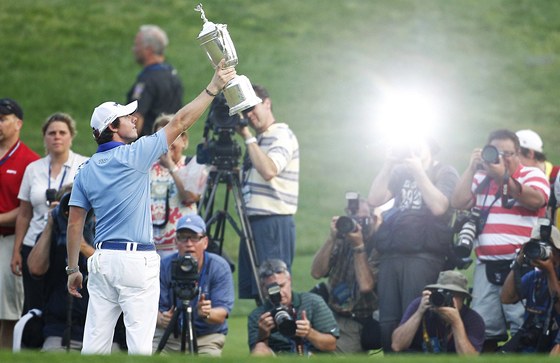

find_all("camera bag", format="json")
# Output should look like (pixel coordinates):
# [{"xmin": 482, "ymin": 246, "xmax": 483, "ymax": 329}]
[{"xmin": 484, "ymin": 260, "xmax": 512, "ymax": 286}]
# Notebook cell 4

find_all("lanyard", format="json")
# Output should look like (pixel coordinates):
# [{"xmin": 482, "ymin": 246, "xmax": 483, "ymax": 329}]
[
  {"xmin": 48, "ymin": 162, "xmax": 68, "ymax": 191},
  {"xmin": 0, "ymin": 140, "xmax": 20, "ymax": 167}
]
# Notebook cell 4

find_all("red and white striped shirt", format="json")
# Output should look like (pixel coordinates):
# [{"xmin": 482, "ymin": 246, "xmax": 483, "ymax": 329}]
[{"xmin": 471, "ymin": 164, "xmax": 550, "ymax": 261}]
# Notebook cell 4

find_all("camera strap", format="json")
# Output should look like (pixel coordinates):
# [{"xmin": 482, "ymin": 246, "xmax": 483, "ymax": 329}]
[
  {"xmin": 501, "ymin": 171, "xmax": 515, "ymax": 209},
  {"xmin": 48, "ymin": 161, "xmax": 69, "ymax": 191},
  {"xmin": 0, "ymin": 140, "xmax": 20, "ymax": 166}
]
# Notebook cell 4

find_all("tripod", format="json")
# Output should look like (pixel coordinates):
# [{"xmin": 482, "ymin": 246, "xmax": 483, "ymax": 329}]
[
  {"xmin": 198, "ymin": 168, "xmax": 264, "ymax": 303},
  {"xmin": 156, "ymin": 297, "xmax": 197, "ymax": 354}
]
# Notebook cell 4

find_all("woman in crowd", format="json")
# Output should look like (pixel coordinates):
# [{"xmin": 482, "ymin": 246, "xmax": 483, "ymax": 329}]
[
  {"xmin": 150, "ymin": 114, "xmax": 207, "ymax": 258},
  {"xmin": 11, "ymin": 112, "xmax": 88, "ymax": 313}
]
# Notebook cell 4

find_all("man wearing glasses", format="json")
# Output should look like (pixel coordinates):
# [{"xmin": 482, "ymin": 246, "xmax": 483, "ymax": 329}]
[
  {"xmin": 451, "ymin": 128, "xmax": 550, "ymax": 352},
  {"xmin": 153, "ymin": 214, "xmax": 234, "ymax": 356},
  {"xmin": 237, "ymin": 85, "xmax": 299, "ymax": 301},
  {"xmin": 248, "ymin": 259, "xmax": 338, "ymax": 356}
]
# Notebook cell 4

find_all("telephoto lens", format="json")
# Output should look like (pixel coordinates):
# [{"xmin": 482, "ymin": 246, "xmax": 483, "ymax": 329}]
[
  {"xmin": 429, "ymin": 289, "xmax": 454, "ymax": 307},
  {"xmin": 481, "ymin": 145, "xmax": 500, "ymax": 164},
  {"xmin": 454, "ymin": 220, "xmax": 476, "ymax": 258},
  {"xmin": 522, "ymin": 241, "xmax": 551, "ymax": 261},
  {"xmin": 335, "ymin": 216, "xmax": 358, "ymax": 235}
]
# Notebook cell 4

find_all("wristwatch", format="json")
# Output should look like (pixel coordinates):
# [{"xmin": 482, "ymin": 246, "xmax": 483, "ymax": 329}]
[{"xmin": 65, "ymin": 266, "xmax": 80, "ymax": 275}]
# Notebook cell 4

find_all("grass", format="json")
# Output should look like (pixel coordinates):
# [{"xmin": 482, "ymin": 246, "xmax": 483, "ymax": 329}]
[{"xmin": 1, "ymin": 0, "xmax": 560, "ymax": 359}]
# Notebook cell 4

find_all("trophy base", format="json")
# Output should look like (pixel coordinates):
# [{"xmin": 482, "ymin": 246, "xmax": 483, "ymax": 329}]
[{"xmin": 223, "ymin": 75, "xmax": 262, "ymax": 116}]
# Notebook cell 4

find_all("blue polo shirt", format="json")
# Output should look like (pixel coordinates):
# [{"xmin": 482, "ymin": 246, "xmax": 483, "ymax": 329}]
[
  {"xmin": 159, "ymin": 251, "xmax": 234, "ymax": 336},
  {"xmin": 70, "ymin": 130, "xmax": 167, "ymax": 244}
]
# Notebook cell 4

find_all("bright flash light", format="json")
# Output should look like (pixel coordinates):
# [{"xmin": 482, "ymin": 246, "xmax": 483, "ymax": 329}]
[{"xmin": 374, "ymin": 87, "xmax": 443, "ymax": 146}]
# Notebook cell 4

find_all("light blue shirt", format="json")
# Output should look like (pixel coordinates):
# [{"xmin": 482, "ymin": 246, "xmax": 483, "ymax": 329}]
[{"xmin": 69, "ymin": 130, "xmax": 168, "ymax": 244}]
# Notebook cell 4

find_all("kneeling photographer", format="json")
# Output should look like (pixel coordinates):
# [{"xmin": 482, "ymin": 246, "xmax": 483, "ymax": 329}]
[
  {"xmin": 154, "ymin": 215, "xmax": 234, "ymax": 356},
  {"xmin": 500, "ymin": 221, "xmax": 560, "ymax": 354},
  {"xmin": 248, "ymin": 259, "xmax": 339, "ymax": 356},
  {"xmin": 392, "ymin": 270, "xmax": 485, "ymax": 354},
  {"xmin": 310, "ymin": 194, "xmax": 381, "ymax": 353}
]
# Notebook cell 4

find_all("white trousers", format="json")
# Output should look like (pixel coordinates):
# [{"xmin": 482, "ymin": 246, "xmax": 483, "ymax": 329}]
[{"xmin": 82, "ymin": 249, "xmax": 160, "ymax": 355}]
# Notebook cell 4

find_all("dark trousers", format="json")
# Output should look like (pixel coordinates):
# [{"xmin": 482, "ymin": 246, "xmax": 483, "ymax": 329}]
[{"xmin": 377, "ymin": 253, "xmax": 444, "ymax": 353}]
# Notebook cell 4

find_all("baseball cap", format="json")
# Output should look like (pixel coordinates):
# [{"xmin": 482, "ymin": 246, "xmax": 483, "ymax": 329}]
[
  {"xmin": 530, "ymin": 223, "xmax": 560, "ymax": 249},
  {"xmin": 90, "ymin": 100, "xmax": 138, "ymax": 135},
  {"xmin": 516, "ymin": 129, "xmax": 543, "ymax": 153},
  {"xmin": 0, "ymin": 98, "xmax": 23, "ymax": 120},
  {"xmin": 176, "ymin": 214, "xmax": 206, "ymax": 234},
  {"xmin": 425, "ymin": 270, "xmax": 471, "ymax": 297}
]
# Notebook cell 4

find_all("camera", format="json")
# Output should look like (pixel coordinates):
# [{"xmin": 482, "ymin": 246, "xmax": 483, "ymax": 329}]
[
  {"xmin": 481, "ymin": 145, "xmax": 500, "ymax": 164},
  {"xmin": 522, "ymin": 219, "xmax": 553, "ymax": 262},
  {"xmin": 452, "ymin": 207, "xmax": 482, "ymax": 258},
  {"xmin": 171, "ymin": 254, "xmax": 200, "ymax": 301},
  {"xmin": 429, "ymin": 288, "xmax": 454, "ymax": 307},
  {"xmin": 266, "ymin": 282, "xmax": 297, "ymax": 337},
  {"xmin": 196, "ymin": 93, "xmax": 247, "ymax": 170},
  {"xmin": 391, "ymin": 145, "xmax": 411, "ymax": 159},
  {"xmin": 45, "ymin": 188, "xmax": 57, "ymax": 205},
  {"xmin": 335, "ymin": 192, "xmax": 370, "ymax": 237}
]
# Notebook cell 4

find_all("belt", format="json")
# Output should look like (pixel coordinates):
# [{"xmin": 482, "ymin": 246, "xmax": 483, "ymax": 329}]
[{"xmin": 95, "ymin": 241, "xmax": 155, "ymax": 251}]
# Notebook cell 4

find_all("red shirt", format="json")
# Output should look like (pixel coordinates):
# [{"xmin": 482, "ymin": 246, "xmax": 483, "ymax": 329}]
[{"xmin": 0, "ymin": 140, "xmax": 40, "ymax": 235}]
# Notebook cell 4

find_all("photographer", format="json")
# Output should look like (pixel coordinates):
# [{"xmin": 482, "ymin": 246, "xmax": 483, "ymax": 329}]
[
  {"xmin": 248, "ymin": 259, "xmax": 339, "ymax": 356},
  {"xmin": 26, "ymin": 187, "xmax": 97, "ymax": 351},
  {"xmin": 154, "ymin": 214, "xmax": 234, "ymax": 356},
  {"xmin": 451, "ymin": 129, "xmax": 550, "ymax": 351},
  {"xmin": 391, "ymin": 270, "xmax": 485, "ymax": 354},
  {"xmin": 310, "ymin": 196, "xmax": 381, "ymax": 353},
  {"xmin": 367, "ymin": 137, "xmax": 459, "ymax": 352},
  {"xmin": 237, "ymin": 85, "xmax": 299, "ymax": 300},
  {"xmin": 500, "ymin": 223, "xmax": 560, "ymax": 353}
]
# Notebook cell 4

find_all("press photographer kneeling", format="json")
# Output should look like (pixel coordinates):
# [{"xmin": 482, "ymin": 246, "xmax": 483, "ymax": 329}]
[
  {"xmin": 391, "ymin": 270, "xmax": 485, "ymax": 354},
  {"xmin": 248, "ymin": 259, "xmax": 339, "ymax": 356},
  {"xmin": 500, "ymin": 221, "xmax": 560, "ymax": 354},
  {"xmin": 153, "ymin": 215, "xmax": 234, "ymax": 356}
]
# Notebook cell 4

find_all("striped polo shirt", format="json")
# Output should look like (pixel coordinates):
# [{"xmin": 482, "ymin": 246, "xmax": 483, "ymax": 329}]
[
  {"xmin": 244, "ymin": 123, "xmax": 299, "ymax": 216},
  {"xmin": 472, "ymin": 164, "xmax": 550, "ymax": 261}
]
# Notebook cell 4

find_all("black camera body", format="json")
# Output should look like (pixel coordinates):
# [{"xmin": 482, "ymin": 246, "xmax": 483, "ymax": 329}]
[
  {"xmin": 266, "ymin": 283, "xmax": 297, "ymax": 337},
  {"xmin": 521, "ymin": 219, "xmax": 554, "ymax": 263},
  {"xmin": 429, "ymin": 288, "xmax": 454, "ymax": 308},
  {"xmin": 196, "ymin": 94, "xmax": 247, "ymax": 171},
  {"xmin": 335, "ymin": 192, "xmax": 370, "ymax": 237},
  {"xmin": 171, "ymin": 254, "xmax": 200, "ymax": 301},
  {"xmin": 45, "ymin": 188, "xmax": 57, "ymax": 205}
]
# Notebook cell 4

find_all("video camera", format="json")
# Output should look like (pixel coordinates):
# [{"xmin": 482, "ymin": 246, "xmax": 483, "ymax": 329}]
[
  {"xmin": 266, "ymin": 282, "xmax": 297, "ymax": 337},
  {"xmin": 335, "ymin": 192, "xmax": 371, "ymax": 238},
  {"xmin": 171, "ymin": 254, "xmax": 200, "ymax": 301},
  {"xmin": 428, "ymin": 288, "xmax": 454, "ymax": 308},
  {"xmin": 196, "ymin": 93, "xmax": 247, "ymax": 171},
  {"xmin": 521, "ymin": 219, "xmax": 553, "ymax": 263}
]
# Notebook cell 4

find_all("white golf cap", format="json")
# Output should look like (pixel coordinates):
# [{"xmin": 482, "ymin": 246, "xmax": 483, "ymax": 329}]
[
  {"xmin": 90, "ymin": 100, "xmax": 137, "ymax": 136},
  {"xmin": 516, "ymin": 129, "xmax": 543, "ymax": 153}
]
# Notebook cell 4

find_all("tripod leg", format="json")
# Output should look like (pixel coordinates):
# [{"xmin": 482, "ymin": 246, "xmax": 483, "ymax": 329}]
[
  {"xmin": 156, "ymin": 308, "xmax": 180, "ymax": 354},
  {"xmin": 230, "ymin": 173, "xmax": 264, "ymax": 303}
]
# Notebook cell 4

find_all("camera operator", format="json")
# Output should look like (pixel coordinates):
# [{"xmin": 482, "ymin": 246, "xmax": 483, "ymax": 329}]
[
  {"xmin": 392, "ymin": 270, "xmax": 485, "ymax": 354},
  {"xmin": 500, "ymin": 223, "xmax": 560, "ymax": 353},
  {"xmin": 310, "ymin": 196, "xmax": 381, "ymax": 353},
  {"xmin": 248, "ymin": 259, "xmax": 339, "ymax": 356},
  {"xmin": 451, "ymin": 129, "xmax": 550, "ymax": 351},
  {"xmin": 367, "ymin": 137, "xmax": 459, "ymax": 352},
  {"xmin": 154, "ymin": 214, "xmax": 234, "ymax": 356},
  {"xmin": 236, "ymin": 84, "xmax": 299, "ymax": 300}
]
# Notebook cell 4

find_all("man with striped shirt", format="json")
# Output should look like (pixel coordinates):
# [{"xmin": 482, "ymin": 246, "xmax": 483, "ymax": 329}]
[
  {"xmin": 451, "ymin": 129, "xmax": 550, "ymax": 352},
  {"xmin": 237, "ymin": 85, "xmax": 299, "ymax": 300}
]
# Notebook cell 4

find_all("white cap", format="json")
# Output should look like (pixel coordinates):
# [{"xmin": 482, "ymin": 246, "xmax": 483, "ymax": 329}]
[
  {"xmin": 516, "ymin": 129, "xmax": 543, "ymax": 153},
  {"xmin": 90, "ymin": 100, "xmax": 138, "ymax": 136}
]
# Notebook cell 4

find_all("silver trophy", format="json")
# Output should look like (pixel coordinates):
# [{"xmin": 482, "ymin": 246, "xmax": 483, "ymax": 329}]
[{"xmin": 195, "ymin": 3, "xmax": 261, "ymax": 116}]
